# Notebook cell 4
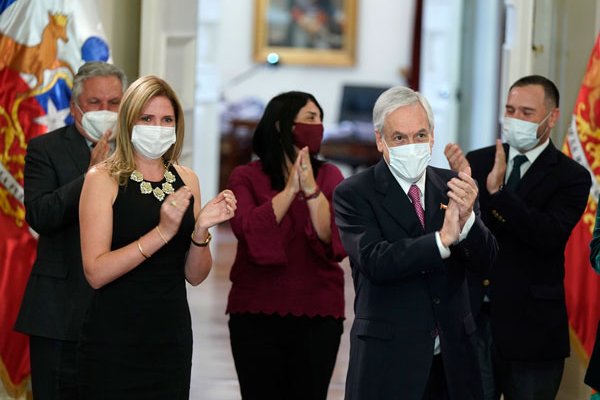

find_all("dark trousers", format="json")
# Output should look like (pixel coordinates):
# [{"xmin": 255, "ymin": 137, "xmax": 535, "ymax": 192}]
[
  {"xmin": 495, "ymin": 352, "xmax": 564, "ymax": 400},
  {"xmin": 474, "ymin": 304, "xmax": 500, "ymax": 400},
  {"xmin": 422, "ymin": 354, "xmax": 449, "ymax": 400},
  {"xmin": 228, "ymin": 313, "xmax": 343, "ymax": 400},
  {"xmin": 474, "ymin": 305, "xmax": 564, "ymax": 400},
  {"xmin": 29, "ymin": 335, "xmax": 79, "ymax": 400}
]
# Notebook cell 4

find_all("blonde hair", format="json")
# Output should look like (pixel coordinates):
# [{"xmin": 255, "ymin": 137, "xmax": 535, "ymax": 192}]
[{"xmin": 107, "ymin": 75, "xmax": 185, "ymax": 185}]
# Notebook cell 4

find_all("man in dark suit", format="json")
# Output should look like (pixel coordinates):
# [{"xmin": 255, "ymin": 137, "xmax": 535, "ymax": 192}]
[
  {"xmin": 445, "ymin": 75, "xmax": 591, "ymax": 399},
  {"xmin": 14, "ymin": 62, "xmax": 127, "ymax": 399},
  {"xmin": 334, "ymin": 86, "xmax": 497, "ymax": 400}
]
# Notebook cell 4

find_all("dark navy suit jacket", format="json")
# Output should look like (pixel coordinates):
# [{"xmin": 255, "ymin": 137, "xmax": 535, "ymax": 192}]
[
  {"xmin": 15, "ymin": 124, "xmax": 94, "ymax": 341},
  {"xmin": 334, "ymin": 160, "xmax": 497, "ymax": 400},
  {"xmin": 466, "ymin": 141, "xmax": 590, "ymax": 361}
]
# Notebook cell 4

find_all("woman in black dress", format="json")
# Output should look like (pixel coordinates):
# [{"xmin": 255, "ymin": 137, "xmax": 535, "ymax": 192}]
[{"xmin": 78, "ymin": 75, "xmax": 236, "ymax": 399}]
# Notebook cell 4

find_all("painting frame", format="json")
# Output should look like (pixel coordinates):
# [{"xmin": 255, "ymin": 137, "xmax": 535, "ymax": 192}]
[{"xmin": 253, "ymin": 0, "xmax": 357, "ymax": 67}]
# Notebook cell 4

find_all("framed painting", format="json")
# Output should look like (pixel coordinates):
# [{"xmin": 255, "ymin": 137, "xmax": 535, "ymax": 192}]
[{"xmin": 253, "ymin": 0, "xmax": 357, "ymax": 67}]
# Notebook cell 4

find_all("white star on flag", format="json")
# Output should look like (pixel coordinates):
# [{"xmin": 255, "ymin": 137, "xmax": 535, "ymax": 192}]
[{"xmin": 34, "ymin": 98, "xmax": 71, "ymax": 132}]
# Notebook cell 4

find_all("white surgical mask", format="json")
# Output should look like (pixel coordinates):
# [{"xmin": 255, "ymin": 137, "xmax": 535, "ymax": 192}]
[
  {"xmin": 383, "ymin": 140, "xmax": 431, "ymax": 183},
  {"xmin": 131, "ymin": 125, "xmax": 176, "ymax": 160},
  {"xmin": 81, "ymin": 110, "xmax": 118, "ymax": 142},
  {"xmin": 502, "ymin": 113, "xmax": 550, "ymax": 152}
]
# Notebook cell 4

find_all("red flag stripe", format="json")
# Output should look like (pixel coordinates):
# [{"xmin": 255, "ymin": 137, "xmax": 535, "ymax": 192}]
[{"xmin": 563, "ymin": 33, "xmax": 600, "ymax": 367}]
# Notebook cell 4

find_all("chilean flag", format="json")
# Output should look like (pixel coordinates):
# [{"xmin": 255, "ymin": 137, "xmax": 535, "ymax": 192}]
[
  {"xmin": 0, "ymin": 1, "xmax": 110, "ymax": 397},
  {"xmin": 562, "ymin": 33, "xmax": 600, "ymax": 398}
]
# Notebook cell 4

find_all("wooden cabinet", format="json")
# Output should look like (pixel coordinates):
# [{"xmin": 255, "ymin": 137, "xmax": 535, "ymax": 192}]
[
  {"xmin": 219, "ymin": 119, "xmax": 257, "ymax": 191},
  {"xmin": 320, "ymin": 138, "xmax": 381, "ymax": 173}
]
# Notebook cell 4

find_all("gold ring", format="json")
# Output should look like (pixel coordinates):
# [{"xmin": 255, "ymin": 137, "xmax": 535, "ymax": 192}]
[
  {"xmin": 301, "ymin": 164, "xmax": 308, "ymax": 170},
  {"xmin": 170, "ymin": 200, "xmax": 177, "ymax": 207}
]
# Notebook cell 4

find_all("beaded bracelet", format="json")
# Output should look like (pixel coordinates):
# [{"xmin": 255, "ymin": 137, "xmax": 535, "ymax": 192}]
[{"xmin": 304, "ymin": 186, "xmax": 321, "ymax": 200}]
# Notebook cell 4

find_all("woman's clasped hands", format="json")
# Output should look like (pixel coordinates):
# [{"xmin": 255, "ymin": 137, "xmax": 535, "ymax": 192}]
[{"xmin": 285, "ymin": 146, "xmax": 318, "ymax": 198}]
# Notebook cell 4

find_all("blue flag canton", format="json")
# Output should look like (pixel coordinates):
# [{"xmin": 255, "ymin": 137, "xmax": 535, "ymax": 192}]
[
  {"xmin": 35, "ymin": 79, "xmax": 74, "ymax": 127},
  {"xmin": 0, "ymin": 0, "xmax": 17, "ymax": 15}
]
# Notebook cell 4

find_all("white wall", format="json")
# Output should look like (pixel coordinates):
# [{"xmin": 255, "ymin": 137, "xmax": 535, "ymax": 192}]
[
  {"xmin": 217, "ymin": 0, "xmax": 416, "ymax": 126},
  {"xmin": 96, "ymin": 0, "xmax": 140, "ymax": 83}
]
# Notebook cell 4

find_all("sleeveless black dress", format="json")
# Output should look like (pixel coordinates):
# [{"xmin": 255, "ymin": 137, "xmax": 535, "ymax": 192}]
[{"xmin": 78, "ymin": 167, "xmax": 195, "ymax": 399}]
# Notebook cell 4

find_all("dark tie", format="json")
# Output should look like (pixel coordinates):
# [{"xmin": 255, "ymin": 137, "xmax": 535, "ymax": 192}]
[
  {"xmin": 408, "ymin": 184, "xmax": 425, "ymax": 229},
  {"xmin": 505, "ymin": 155, "xmax": 528, "ymax": 192}
]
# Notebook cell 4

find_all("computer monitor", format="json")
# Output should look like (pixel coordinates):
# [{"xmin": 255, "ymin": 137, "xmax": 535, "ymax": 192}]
[{"xmin": 338, "ymin": 85, "xmax": 389, "ymax": 123}]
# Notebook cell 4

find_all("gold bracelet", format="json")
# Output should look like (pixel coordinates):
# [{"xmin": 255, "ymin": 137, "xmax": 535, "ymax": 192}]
[
  {"xmin": 191, "ymin": 231, "xmax": 212, "ymax": 247},
  {"xmin": 137, "ymin": 239, "xmax": 149, "ymax": 259},
  {"xmin": 155, "ymin": 226, "xmax": 168, "ymax": 244}
]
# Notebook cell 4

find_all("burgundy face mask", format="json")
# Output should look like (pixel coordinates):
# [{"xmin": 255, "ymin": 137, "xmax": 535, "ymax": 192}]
[{"xmin": 292, "ymin": 122, "xmax": 324, "ymax": 154}]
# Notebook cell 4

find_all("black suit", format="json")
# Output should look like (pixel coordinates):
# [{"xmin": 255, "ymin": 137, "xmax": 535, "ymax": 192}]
[
  {"xmin": 334, "ymin": 161, "xmax": 497, "ymax": 400},
  {"xmin": 14, "ymin": 124, "xmax": 93, "ymax": 399},
  {"xmin": 466, "ymin": 141, "xmax": 591, "ymax": 397}
]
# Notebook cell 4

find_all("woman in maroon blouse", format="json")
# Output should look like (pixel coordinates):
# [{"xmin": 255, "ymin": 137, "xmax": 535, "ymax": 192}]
[{"xmin": 226, "ymin": 91, "xmax": 347, "ymax": 399}]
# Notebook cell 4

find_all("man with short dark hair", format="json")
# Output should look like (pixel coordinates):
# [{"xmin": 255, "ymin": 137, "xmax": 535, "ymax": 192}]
[
  {"xmin": 14, "ymin": 61, "xmax": 127, "ymax": 400},
  {"xmin": 445, "ymin": 75, "xmax": 591, "ymax": 399}
]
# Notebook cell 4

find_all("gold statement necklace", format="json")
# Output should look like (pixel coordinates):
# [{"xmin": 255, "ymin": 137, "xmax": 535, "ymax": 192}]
[{"xmin": 130, "ymin": 165, "xmax": 176, "ymax": 201}]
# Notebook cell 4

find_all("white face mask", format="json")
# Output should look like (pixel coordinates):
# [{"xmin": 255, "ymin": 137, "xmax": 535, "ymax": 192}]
[
  {"xmin": 383, "ymin": 140, "xmax": 431, "ymax": 183},
  {"xmin": 502, "ymin": 113, "xmax": 550, "ymax": 152},
  {"xmin": 131, "ymin": 125, "xmax": 176, "ymax": 160},
  {"xmin": 81, "ymin": 110, "xmax": 118, "ymax": 142},
  {"xmin": 75, "ymin": 103, "xmax": 118, "ymax": 142}
]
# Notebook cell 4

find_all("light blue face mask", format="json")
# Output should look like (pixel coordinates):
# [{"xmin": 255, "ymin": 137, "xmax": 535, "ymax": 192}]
[
  {"xmin": 502, "ymin": 112, "xmax": 551, "ymax": 152},
  {"xmin": 382, "ymin": 140, "xmax": 431, "ymax": 183}
]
